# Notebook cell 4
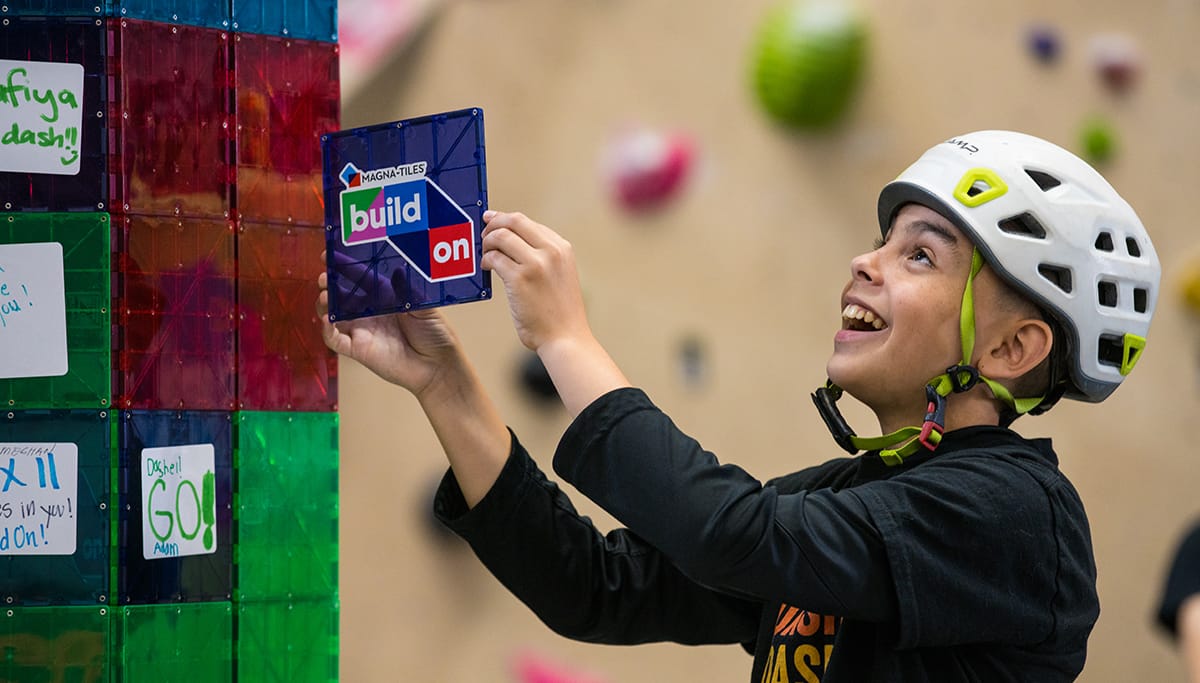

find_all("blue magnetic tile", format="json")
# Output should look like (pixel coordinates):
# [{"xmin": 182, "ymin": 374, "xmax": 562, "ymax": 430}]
[
  {"xmin": 0, "ymin": 2, "xmax": 105, "ymax": 16},
  {"xmin": 117, "ymin": 410, "xmax": 233, "ymax": 604},
  {"xmin": 0, "ymin": 410, "xmax": 110, "ymax": 605},
  {"xmin": 321, "ymin": 108, "xmax": 490, "ymax": 321},
  {"xmin": 232, "ymin": 0, "xmax": 337, "ymax": 42},
  {"xmin": 113, "ymin": 0, "xmax": 230, "ymax": 30},
  {"xmin": 0, "ymin": 17, "xmax": 109, "ymax": 213}
]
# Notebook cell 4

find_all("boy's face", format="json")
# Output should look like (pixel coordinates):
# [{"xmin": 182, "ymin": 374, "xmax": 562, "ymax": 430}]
[{"xmin": 826, "ymin": 203, "xmax": 996, "ymax": 424}]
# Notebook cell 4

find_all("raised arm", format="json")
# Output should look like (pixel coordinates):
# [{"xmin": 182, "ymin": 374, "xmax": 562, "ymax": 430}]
[
  {"xmin": 480, "ymin": 211, "xmax": 632, "ymax": 416},
  {"xmin": 319, "ymin": 253, "xmax": 761, "ymax": 648},
  {"xmin": 317, "ymin": 265, "xmax": 508, "ymax": 507}
]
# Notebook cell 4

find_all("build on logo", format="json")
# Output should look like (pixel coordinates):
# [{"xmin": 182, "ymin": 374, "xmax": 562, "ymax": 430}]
[{"xmin": 339, "ymin": 162, "xmax": 476, "ymax": 281}]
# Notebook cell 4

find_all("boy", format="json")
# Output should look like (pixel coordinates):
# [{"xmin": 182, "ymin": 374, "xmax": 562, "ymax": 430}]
[{"xmin": 318, "ymin": 131, "xmax": 1160, "ymax": 681}]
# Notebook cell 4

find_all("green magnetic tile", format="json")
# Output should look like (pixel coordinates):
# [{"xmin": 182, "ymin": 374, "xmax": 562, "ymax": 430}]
[
  {"xmin": 0, "ymin": 605, "xmax": 109, "ymax": 683},
  {"xmin": 0, "ymin": 410, "xmax": 111, "ymax": 605},
  {"xmin": 236, "ymin": 597, "xmax": 338, "ymax": 683},
  {"xmin": 115, "ymin": 602, "xmax": 233, "ymax": 683},
  {"xmin": 235, "ymin": 412, "xmax": 337, "ymax": 601},
  {"xmin": 0, "ymin": 214, "xmax": 111, "ymax": 409}
]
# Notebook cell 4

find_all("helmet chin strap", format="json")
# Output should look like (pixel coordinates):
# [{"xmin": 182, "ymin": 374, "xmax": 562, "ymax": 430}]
[{"xmin": 813, "ymin": 248, "xmax": 1045, "ymax": 466}]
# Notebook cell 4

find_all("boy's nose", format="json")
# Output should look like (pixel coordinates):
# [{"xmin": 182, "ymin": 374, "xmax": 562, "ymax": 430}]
[{"xmin": 850, "ymin": 251, "xmax": 879, "ymax": 283}]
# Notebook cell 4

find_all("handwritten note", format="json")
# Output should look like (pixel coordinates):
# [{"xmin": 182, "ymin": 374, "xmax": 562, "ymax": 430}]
[
  {"xmin": 0, "ymin": 442, "xmax": 78, "ymax": 556},
  {"xmin": 0, "ymin": 59, "xmax": 85, "ymax": 176},
  {"xmin": 141, "ymin": 444, "xmax": 217, "ymax": 560},
  {"xmin": 0, "ymin": 242, "xmax": 68, "ymax": 379}
]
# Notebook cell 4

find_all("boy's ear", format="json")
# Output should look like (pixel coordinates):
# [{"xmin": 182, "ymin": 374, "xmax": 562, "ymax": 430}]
[{"xmin": 980, "ymin": 318, "xmax": 1053, "ymax": 381}]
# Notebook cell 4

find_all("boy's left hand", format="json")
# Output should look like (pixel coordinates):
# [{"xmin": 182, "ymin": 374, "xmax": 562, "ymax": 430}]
[{"xmin": 481, "ymin": 211, "xmax": 591, "ymax": 353}]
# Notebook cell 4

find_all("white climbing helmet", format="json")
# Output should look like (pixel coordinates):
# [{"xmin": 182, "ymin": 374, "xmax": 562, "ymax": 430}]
[{"xmin": 877, "ymin": 130, "xmax": 1160, "ymax": 403}]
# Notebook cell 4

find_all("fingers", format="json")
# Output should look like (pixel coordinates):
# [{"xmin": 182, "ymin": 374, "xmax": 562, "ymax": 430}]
[
  {"xmin": 482, "ymin": 210, "xmax": 560, "ymax": 249},
  {"xmin": 315, "ymin": 287, "xmax": 329, "ymax": 317},
  {"xmin": 480, "ymin": 245, "xmax": 520, "ymax": 280},
  {"xmin": 482, "ymin": 210, "xmax": 575, "ymax": 273},
  {"xmin": 317, "ymin": 292, "xmax": 349, "ymax": 355},
  {"xmin": 316, "ymin": 251, "xmax": 330, "ymax": 321},
  {"xmin": 314, "ymin": 271, "xmax": 345, "ymax": 355},
  {"xmin": 317, "ymin": 250, "xmax": 331, "ymax": 295},
  {"xmin": 482, "ymin": 224, "xmax": 538, "ymax": 268},
  {"xmin": 315, "ymin": 289, "xmax": 343, "ymax": 354}
]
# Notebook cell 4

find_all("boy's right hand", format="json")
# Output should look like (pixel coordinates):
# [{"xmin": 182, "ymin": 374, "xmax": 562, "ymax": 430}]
[{"xmin": 316, "ymin": 256, "xmax": 463, "ymax": 400}]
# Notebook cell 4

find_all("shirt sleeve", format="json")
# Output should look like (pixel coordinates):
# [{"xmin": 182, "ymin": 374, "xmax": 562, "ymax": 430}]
[
  {"xmin": 552, "ymin": 387, "xmax": 899, "ymax": 622},
  {"xmin": 433, "ymin": 428, "xmax": 760, "ymax": 647},
  {"xmin": 1157, "ymin": 521, "xmax": 1200, "ymax": 637}
]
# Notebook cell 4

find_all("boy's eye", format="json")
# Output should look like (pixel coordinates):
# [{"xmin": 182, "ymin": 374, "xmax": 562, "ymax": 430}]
[{"xmin": 871, "ymin": 237, "xmax": 933, "ymax": 266}]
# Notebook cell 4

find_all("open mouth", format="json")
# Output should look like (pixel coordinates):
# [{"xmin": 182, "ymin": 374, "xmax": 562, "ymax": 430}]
[{"xmin": 842, "ymin": 304, "xmax": 888, "ymax": 331}]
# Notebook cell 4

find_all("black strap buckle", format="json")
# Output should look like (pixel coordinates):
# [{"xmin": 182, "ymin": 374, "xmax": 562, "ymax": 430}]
[
  {"xmin": 812, "ymin": 384, "xmax": 859, "ymax": 454},
  {"xmin": 946, "ymin": 364, "xmax": 980, "ymax": 393}
]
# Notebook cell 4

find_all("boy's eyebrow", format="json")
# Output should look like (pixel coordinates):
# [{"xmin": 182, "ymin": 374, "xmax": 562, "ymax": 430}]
[{"xmin": 904, "ymin": 219, "xmax": 962, "ymax": 253}]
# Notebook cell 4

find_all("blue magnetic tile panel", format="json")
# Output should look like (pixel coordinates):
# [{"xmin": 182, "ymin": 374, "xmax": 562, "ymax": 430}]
[
  {"xmin": 232, "ymin": 0, "xmax": 337, "ymax": 42},
  {"xmin": 0, "ymin": 2, "xmax": 105, "ymax": 17},
  {"xmin": 113, "ymin": 0, "xmax": 230, "ymax": 30},
  {"xmin": 322, "ymin": 107, "xmax": 490, "ymax": 321},
  {"xmin": 0, "ymin": 17, "xmax": 109, "ymax": 212},
  {"xmin": 0, "ymin": 410, "xmax": 110, "ymax": 605},
  {"xmin": 117, "ymin": 410, "xmax": 232, "ymax": 604}
]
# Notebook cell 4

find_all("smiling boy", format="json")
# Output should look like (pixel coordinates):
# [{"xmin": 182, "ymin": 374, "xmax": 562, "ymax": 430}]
[{"xmin": 319, "ymin": 131, "xmax": 1160, "ymax": 681}]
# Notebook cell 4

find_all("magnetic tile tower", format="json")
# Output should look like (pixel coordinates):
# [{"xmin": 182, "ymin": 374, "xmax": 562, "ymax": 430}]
[{"xmin": 0, "ymin": 1, "xmax": 340, "ymax": 681}]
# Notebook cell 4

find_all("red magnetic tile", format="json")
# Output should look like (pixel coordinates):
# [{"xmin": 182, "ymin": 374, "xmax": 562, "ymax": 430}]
[
  {"xmin": 237, "ymin": 222, "xmax": 337, "ymax": 411},
  {"xmin": 115, "ymin": 214, "xmax": 237, "ymax": 410},
  {"xmin": 234, "ymin": 34, "xmax": 339, "ymax": 226},
  {"xmin": 110, "ymin": 19, "xmax": 234, "ymax": 219}
]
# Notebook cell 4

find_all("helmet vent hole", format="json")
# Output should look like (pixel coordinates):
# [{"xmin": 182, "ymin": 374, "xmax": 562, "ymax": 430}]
[
  {"xmin": 1095, "ymin": 232, "xmax": 1115, "ymax": 252},
  {"xmin": 966, "ymin": 180, "xmax": 990, "ymax": 197},
  {"xmin": 1025, "ymin": 169, "xmax": 1062, "ymax": 191},
  {"xmin": 1125, "ymin": 237, "xmax": 1142, "ymax": 257},
  {"xmin": 1038, "ymin": 264, "xmax": 1073, "ymax": 293},
  {"xmin": 998, "ymin": 212, "xmax": 1047, "ymax": 239},
  {"xmin": 1133, "ymin": 287, "xmax": 1148, "ymax": 313},
  {"xmin": 1097, "ymin": 281, "xmax": 1118, "ymax": 308},
  {"xmin": 1097, "ymin": 334, "xmax": 1125, "ymax": 369}
]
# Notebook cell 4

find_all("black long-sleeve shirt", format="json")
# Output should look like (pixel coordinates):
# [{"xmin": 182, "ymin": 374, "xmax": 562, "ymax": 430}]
[{"xmin": 434, "ymin": 388, "xmax": 1099, "ymax": 681}]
